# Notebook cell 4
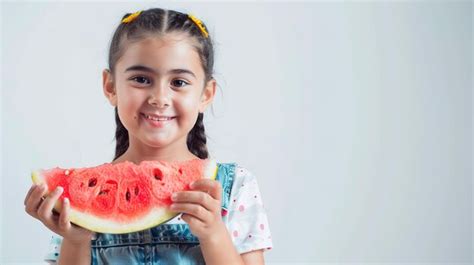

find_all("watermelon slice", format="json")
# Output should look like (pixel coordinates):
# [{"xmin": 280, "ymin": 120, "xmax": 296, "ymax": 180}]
[{"xmin": 31, "ymin": 158, "xmax": 218, "ymax": 234}]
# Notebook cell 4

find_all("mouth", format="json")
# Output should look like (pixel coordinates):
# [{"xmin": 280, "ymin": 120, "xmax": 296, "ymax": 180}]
[
  {"xmin": 140, "ymin": 113, "xmax": 176, "ymax": 127},
  {"xmin": 141, "ymin": 113, "xmax": 176, "ymax": 121}
]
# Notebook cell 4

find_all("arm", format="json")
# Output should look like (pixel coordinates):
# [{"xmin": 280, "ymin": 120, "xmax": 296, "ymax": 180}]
[
  {"xmin": 57, "ymin": 238, "xmax": 91, "ymax": 265},
  {"xmin": 199, "ymin": 225, "xmax": 265, "ymax": 265},
  {"xmin": 199, "ymin": 224, "xmax": 245, "ymax": 265},
  {"xmin": 170, "ymin": 180, "xmax": 267, "ymax": 265}
]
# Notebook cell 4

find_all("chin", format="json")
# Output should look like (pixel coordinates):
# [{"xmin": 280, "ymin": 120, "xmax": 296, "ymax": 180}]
[
  {"xmin": 143, "ymin": 138, "xmax": 173, "ymax": 148},
  {"xmin": 144, "ymin": 132, "xmax": 186, "ymax": 147}
]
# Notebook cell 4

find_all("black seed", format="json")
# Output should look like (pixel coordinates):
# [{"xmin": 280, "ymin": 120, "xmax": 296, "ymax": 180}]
[
  {"xmin": 126, "ymin": 189, "xmax": 131, "ymax": 201},
  {"xmin": 98, "ymin": 189, "xmax": 109, "ymax": 195},
  {"xmin": 88, "ymin": 178, "xmax": 97, "ymax": 187},
  {"xmin": 153, "ymin": 168, "xmax": 163, "ymax": 181}
]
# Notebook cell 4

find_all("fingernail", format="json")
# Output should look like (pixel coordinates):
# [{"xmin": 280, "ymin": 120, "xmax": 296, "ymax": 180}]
[
  {"xmin": 55, "ymin": 186, "xmax": 63, "ymax": 193},
  {"xmin": 171, "ymin": 193, "xmax": 178, "ymax": 201},
  {"xmin": 64, "ymin": 197, "xmax": 69, "ymax": 204},
  {"xmin": 189, "ymin": 182, "xmax": 195, "ymax": 188}
]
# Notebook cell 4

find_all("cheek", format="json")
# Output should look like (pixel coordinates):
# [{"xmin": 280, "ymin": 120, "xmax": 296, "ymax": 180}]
[
  {"xmin": 176, "ymin": 97, "xmax": 201, "ymax": 117},
  {"xmin": 117, "ymin": 89, "xmax": 142, "ymax": 109},
  {"xmin": 116, "ymin": 90, "xmax": 144, "ymax": 123},
  {"xmin": 180, "ymin": 92, "xmax": 201, "ymax": 109},
  {"xmin": 171, "ymin": 101, "xmax": 198, "ymax": 129}
]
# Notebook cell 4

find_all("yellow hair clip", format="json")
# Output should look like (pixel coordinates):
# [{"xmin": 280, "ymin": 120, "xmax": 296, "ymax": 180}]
[
  {"xmin": 122, "ymin": 11, "xmax": 142, "ymax": 24},
  {"xmin": 188, "ymin": 14, "xmax": 209, "ymax": 38}
]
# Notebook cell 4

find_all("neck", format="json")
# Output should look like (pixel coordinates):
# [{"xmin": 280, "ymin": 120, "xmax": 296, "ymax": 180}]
[{"xmin": 113, "ymin": 135, "xmax": 200, "ymax": 165}]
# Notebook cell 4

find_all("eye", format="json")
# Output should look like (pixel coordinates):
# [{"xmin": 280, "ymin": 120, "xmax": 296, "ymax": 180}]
[
  {"xmin": 129, "ymin": 76, "xmax": 151, "ymax": 85},
  {"xmin": 171, "ymin": 79, "xmax": 189, "ymax": 88}
]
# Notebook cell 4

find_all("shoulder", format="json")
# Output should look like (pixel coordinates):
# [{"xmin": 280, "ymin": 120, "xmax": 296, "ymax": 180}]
[
  {"xmin": 217, "ymin": 162, "xmax": 263, "ymax": 205},
  {"xmin": 233, "ymin": 164, "xmax": 259, "ymax": 189},
  {"xmin": 217, "ymin": 162, "xmax": 257, "ymax": 181},
  {"xmin": 216, "ymin": 162, "xmax": 259, "ymax": 190},
  {"xmin": 233, "ymin": 163, "xmax": 256, "ymax": 179}
]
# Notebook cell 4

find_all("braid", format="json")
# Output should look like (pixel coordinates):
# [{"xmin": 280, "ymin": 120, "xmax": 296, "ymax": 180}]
[
  {"xmin": 113, "ymin": 107, "xmax": 129, "ymax": 160},
  {"xmin": 187, "ymin": 112, "xmax": 209, "ymax": 159}
]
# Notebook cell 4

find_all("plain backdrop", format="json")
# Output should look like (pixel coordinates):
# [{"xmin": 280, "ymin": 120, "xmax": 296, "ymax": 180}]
[{"xmin": 1, "ymin": 1, "xmax": 472, "ymax": 264}]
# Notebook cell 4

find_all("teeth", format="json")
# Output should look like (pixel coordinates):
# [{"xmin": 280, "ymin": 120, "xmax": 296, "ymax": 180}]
[{"xmin": 144, "ymin": 114, "xmax": 173, "ymax": 121}]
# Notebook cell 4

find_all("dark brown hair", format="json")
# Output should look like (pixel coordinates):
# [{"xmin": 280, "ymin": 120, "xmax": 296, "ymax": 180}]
[{"xmin": 107, "ymin": 8, "xmax": 215, "ymax": 161}]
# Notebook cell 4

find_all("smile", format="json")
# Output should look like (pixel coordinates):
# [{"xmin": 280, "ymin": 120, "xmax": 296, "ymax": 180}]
[
  {"xmin": 142, "ymin": 114, "xmax": 175, "ymax": 121},
  {"xmin": 140, "ymin": 113, "xmax": 176, "ymax": 127}
]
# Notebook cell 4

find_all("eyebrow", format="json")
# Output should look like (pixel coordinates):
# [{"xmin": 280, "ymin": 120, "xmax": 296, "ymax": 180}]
[{"xmin": 124, "ymin": 65, "xmax": 196, "ymax": 78}]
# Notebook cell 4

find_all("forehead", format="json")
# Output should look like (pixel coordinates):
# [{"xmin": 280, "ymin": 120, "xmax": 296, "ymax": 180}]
[{"xmin": 116, "ymin": 34, "xmax": 203, "ymax": 77}]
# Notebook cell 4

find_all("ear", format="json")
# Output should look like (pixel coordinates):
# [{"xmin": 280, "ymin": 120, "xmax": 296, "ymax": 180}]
[
  {"xmin": 199, "ymin": 78, "xmax": 216, "ymax": 113},
  {"xmin": 102, "ymin": 69, "xmax": 117, "ymax": 106}
]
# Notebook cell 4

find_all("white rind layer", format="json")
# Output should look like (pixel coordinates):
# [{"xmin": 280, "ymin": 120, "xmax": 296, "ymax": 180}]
[{"xmin": 31, "ymin": 159, "xmax": 218, "ymax": 234}]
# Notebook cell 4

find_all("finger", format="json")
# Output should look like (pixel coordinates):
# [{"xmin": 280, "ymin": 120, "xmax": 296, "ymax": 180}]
[
  {"xmin": 37, "ymin": 186, "xmax": 63, "ymax": 225},
  {"xmin": 170, "ymin": 203, "xmax": 210, "ymax": 223},
  {"xmin": 172, "ymin": 191, "xmax": 218, "ymax": 212},
  {"xmin": 190, "ymin": 180, "xmax": 222, "ymax": 202},
  {"xmin": 25, "ymin": 184, "xmax": 48, "ymax": 217},
  {"xmin": 181, "ymin": 213, "xmax": 205, "ymax": 227},
  {"xmin": 24, "ymin": 184, "xmax": 38, "ymax": 206},
  {"xmin": 58, "ymin": 197, "xmax": 71, "ymax": 231}
]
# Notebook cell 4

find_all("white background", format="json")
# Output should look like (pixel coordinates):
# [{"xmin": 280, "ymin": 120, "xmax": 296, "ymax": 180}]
[{"xmin": 1, "ymin": 1, "xmax": 472, "ymax": 264}]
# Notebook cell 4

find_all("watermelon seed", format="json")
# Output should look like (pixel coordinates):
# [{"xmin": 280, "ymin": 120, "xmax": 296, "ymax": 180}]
[
  {"xmin": 126, "ymin": 189, "xmax": 131, "ymax": 202},
  {"xmin": 88, "ymin": 178, "xmax": 97, "ymax": 187},
  {"xmin": 98, "ymin": 189, "xmax": 109, "ymax": 195},
  {"xmin": 134, "ymin": 186, "xmax": 139, "ymax": 195},
  {"xmin": 178, "ymin": 168, "xmax": 183, "ymax": 175},
  {"xmin": 153, "ymin": 168, "xmax": 163, "ymax": 181}
]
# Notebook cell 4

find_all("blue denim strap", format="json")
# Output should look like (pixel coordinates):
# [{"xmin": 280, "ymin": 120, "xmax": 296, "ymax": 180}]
[{"xmin": 215, "ymin": 162, "xmax": 236, "ymax": 211}]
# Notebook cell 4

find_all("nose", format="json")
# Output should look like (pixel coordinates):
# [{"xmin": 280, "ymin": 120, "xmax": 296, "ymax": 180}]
[{"xmin": 148, "ymin": 83, "xmax": 171, "ymax": 108}]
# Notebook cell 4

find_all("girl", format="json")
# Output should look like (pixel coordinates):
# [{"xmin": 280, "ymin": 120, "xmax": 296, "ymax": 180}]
[{"xmin": 23, "ymin": 7, "xmax": 273, "ymax": 265}]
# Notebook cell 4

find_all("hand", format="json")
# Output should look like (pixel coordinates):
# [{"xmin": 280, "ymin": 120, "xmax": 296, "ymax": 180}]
[
  {"xmin": 24, "ymin": 183, "xmax": 95, "ymax": 245},
  {"xmin": 170, "ymin": 179, "xmax": 227, "ymax": 241}
]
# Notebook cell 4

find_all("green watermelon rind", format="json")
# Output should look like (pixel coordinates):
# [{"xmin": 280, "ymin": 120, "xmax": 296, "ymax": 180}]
[{"xmin": 31, "ymin": 159, "xmax": 218, "ymax": 234}]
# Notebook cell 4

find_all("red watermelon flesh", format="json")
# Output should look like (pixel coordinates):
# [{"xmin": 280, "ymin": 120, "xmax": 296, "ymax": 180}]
[{"xmin": 31, "ymin": 158, "xmax": 218, "ymax": 234}]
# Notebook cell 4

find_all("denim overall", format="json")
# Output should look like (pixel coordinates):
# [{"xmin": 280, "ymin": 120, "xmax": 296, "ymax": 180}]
[{"xmin": 90, "ymin": 162, "xmax": 236, "ymax": 265}]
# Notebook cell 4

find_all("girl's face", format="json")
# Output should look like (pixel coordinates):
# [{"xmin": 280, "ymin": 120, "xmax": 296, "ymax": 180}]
[{"xmin": 102, "ymin": 33, "xmax": 215, "ymax": 159}]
